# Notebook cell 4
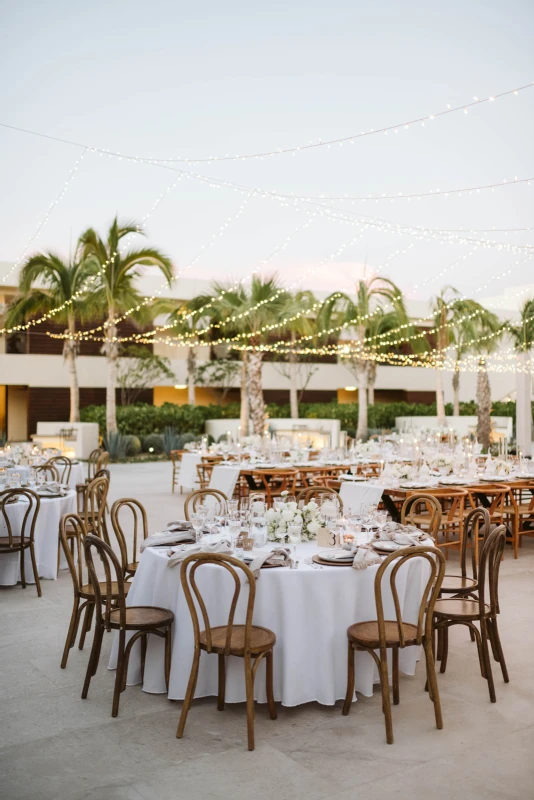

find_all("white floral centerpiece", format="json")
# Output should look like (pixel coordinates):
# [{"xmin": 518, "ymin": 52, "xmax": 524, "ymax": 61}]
[
  {"xmin": 388, "ymin": 463, "xmax": 414, "ymax": 481},
  {"xmin": 266, "ymin": 493, "xmax": 325, "ymax": 543},
  {"xmin": 493, "ymin": 459, "xmax": 512, "ymax": 475},
  {"xmin": 429, "ymin": 454, "xmax": 455, "ymax": 473}
]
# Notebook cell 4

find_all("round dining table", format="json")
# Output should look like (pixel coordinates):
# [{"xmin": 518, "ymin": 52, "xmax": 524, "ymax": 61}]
[
  {"xmin": 109, "ymin": 539, "xmax": 432, "ymax": 707},
  {"xmin": 0, "ymin": 489, "xmax": 77, "ymax": 586}
]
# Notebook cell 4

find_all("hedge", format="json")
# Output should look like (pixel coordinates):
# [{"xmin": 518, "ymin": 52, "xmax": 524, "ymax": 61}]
[{"xmin": 80, "ymin": 400, "xmax": 519, "ymax": 438}]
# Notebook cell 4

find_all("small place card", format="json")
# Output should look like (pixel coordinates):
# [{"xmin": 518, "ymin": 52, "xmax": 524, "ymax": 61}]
[{"xmin": 317, "ymin": 526, "xmax": 336, "ymax": 548}]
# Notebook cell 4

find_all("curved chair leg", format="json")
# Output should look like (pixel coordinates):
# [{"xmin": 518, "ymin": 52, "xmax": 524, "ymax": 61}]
[
  {"xmin": 112, "ymin": 630, "xmax": 126, "ymax": 717},
  {"xmin": 244, "ymin": 654, "xmax": 256, "ymax": 751},
  {"xmin": 392, "ymin": 647, "xmax": 400, "ymax": 705},
  {"xmin": 480, "ymin": 620, "xmax": 496, "ymax": 703},
  {"xmin": 424, "ymin": 637, "xmax": 443, "ymax": 730},
  {"xmin": 342, "ymin": 641, "xmax": 355, "ymax": 716},
  {"xmin": 265, "ymin": 650, "xmax": 277, "ymax": 720},
  {"xmin": 61, "ymin": 598, "xmax": 80, "ymax": 668},
  {"xmin": 82, "ymin": 620, "xmax": 104, "ymax": 699},
  {"xmin": 439, "ymin": 627, "xmax": 449, "ymax": 674},
  {"xmin": 20, "ymin": 546, "xmax": 26, "ymax": 589},
  {"xmin": 140, "ymin": 634, "xmax": 148, "ymax": 683},
  {"xmin": 78, "ymin": 603, "xmax": 94, "ymax": 650},
  {"xmin": 217, "ymin": 654, "xmax": 226, "ymax": 711},
  {"xmin": 177, "ymin": 648, "xmax": 201, "ymax": 739},
  {"xmin": 378, "ymin": 653, "xmax": 394, "ymax": 744},
  {"xmin": 164, "ymin": 627, "xmax": 172, "ymax": 691},
  {"xmin": 29, "ymin": 543, "xmax": 42, "ymax": 597},
  {"xmin": 489, "ymin": 618, "xmax": 509, "ymax": 683}
]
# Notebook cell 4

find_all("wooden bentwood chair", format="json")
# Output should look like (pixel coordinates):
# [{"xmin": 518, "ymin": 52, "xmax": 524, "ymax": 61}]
[
  {"xmin": 46, "ymin": 455, "xmax": 72, "ymax": 484},
  {"xmin": 432, "ymin": 525, "xmax": 509, "ymax": 703},
  {"xmin": 0, "ymin": 488, "xmax": 41, "ymax": 597},
  {"xmin": 401, "ymin": 493, "xmax": 442, "ymax": 539},
  {"xmin": 342, "ymin": 546, "xmax": 446, "ymax": 745},
  {"xmin": 110, "ymin": 498, "xmax": 149, "ymax": 580},
  {"xmin": 184, "ymin": 489, "xmax": 228, "ymax": 520},
  {"xmin": 170, "ymin": 449, "xmax": 187, "ymax": 493},
  {"xmin": 176, "ymin": 552, "xmax": 277, "ymax": 751},
  {"xmin": 59, "ymin": 513, "xmax": 132, "ymax": 668},
  {"xmin": 82, "ymin": 534, "xmax": 174, "ymax": 717},
  {"xmin": 296, "ymin": 485, "xmax": 344, "ymax": 511},
  {"xmin": 35, "ymin": 463, "xmax": 60, "ymax": 482}
]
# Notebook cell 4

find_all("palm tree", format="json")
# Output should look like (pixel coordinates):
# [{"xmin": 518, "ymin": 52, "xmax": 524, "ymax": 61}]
[
  {"xmin": 210, "ymin": 275, "xmax": 290, "ymax": 436},
  {"xmin": 318, "ymin": 277, "xmax": 409, "ymax": 440},
  {"xmin": 163, "ymin": 295, "xmax": 214, "ymax": 405},
  {"xmin": 469, "ymin": 310, "xmax": 502, "ymax": 450},
  {"xmin": 430, "ymin": 288, "xmax": 491, "ymax": 426},
  {"xmin": 78, "ymin": 217, "xmax": 173, "ymax": 434},
  {"xmin": 4, "ymin": 252, "xmax": 97, "ymax": 422},
  {"xmin": 507, "ymin": 298, "xmax": 534, "ymax": 456},
  {"xmin": 277, "ymin": 290, "xmax": 317, "ymax": 418}
]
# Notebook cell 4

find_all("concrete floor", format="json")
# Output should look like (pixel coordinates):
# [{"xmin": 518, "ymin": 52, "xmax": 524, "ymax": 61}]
[{"xmin": 1, "ymin": 462, "xmax": 533, "ymax": 800}]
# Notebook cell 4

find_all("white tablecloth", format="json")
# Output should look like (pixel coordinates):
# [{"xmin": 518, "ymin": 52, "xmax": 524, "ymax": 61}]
[
  {"xmin": 178, "ymin": 453, "xmax": 201, "ymax": 491},
  {"xmin": 3, "ymin": 461, "xmax": 84, "ymax": 489},
  {"xmin": 339, "ymin": 481, "xmax": 384, "ymax": 515},
  {"xmin": 209, "ymin": 465, "xmax": 240, "ymax": 498},
  {"xmin": 0, "ymin": 490, "xmax": 77, "ymax": 585},
  {"xmin": 109, "ymin": 541, "xmax": 430, "ymax": 706}
]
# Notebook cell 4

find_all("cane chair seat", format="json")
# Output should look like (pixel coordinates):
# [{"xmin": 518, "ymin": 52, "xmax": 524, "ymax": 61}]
[
  {"xmin": 199, "ymin": 624, "xmax": 276, "ymax": 656},
  {"xmin": 126, "ymin": 561, "xmax": 139, "ymax": 576},
  {"xmin": 347, "ymin": 620, "xmax": 418, "ymax": 649},
  {"xmin": 0, "ymin": 536, "xmax": 24, "ymax": 547},
  {"xmin": 433, "ymin": 598, "xmax": 490, "ymax": 620},
  {"xmin": 108, "ymin": 605, "xmax": 175, "ymax": 630},
  {"xmin": 502, "ymin": 502, "xmax": 531, "ymax": 515},
  {"xmin": 439, "ymin": 575, "xmax": 478, "ymax": 593},
  {"xmin": 80, "ymin": 581, "xmax": 131, "ymax": 599}
]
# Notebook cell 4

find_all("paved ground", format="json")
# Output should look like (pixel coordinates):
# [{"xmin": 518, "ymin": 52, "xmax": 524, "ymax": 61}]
[{"xmin": 1, "ymin": 462, "xmax": 533, "ymax": 800}]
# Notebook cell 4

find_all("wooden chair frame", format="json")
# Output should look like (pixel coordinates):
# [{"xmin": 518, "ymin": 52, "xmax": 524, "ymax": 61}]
[
  {"xmin": 196, "ymin": 462, "xmax": 215, "ymax": 490},
  {"xmin": 502, "ymin": 480, "xmax": 534, "ymax": 558},
  {"xmin": 82, "ymin": 534, "xmax": 173, "ymax": 717},
  {"xmin": 46, "ymin": 455, "xmax": 72, "ymax": 484},
  {"xmin": 86, "ymin": 449, "xmax": 103, "ymax": 482},
  {"xmin": 342, "ymin": 546, "xmax": 446, "ymax": 744},
  {"xmin": 0, "ymin": 488, "xmax": 41, "ymax": 597},
  {"xmin": 433, "ymin": 526, "xmax": 509, "ymax": 703},
  {"xmin": 35, "ymin": 464, "xmax": 60, "ymax": 482},
  {"xmin": 176, "ymin": 551, "xmax": 277, "ymax": 751},
  {"xmin": 296, "ymin": 486, "xmax": 343, "ymax": 511},
  {"xmin": 184, "ymin": 489, "xmax": 228, "ymax": 520},
  {"xmin": 170, "ymin": 449, "xmax": 187, "ymax": 493},
  {"xmin": 250, "ymin": 469, "xmax": 297, "ymax": 507},
  {"xmin": 110, "ymin": 498, "xmax": 149, "ymax": 579},
  {"xmin": 401, "ymin": 493, "xmax": 442, "ymax": 539},
  {"xmin": 411, "ymin": 488, "xmax": 467, "ymax": 558}
]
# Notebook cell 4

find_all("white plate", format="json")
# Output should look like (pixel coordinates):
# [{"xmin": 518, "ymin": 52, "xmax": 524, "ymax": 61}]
[
  {"xmin": 340, "ymin": 474, "xmax": 366, "ymax": 481},
  {"xmin": 399, "ymin": 481, "xmax": 433, "ymax": 489},
  {"xmin": 371, "ymin": 540, "xmax": 401, "ymax": 552},
  {"xmin": 480, "ymin": 475, "xmax": 510, "ymax": 482},
  {"xmin": 317, "ymin": 549, "xmax": 354, "ymax": 562}
]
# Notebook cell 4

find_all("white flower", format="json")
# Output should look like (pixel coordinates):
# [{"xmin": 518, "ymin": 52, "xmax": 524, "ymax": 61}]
[
  {"xmin": 277, "ymin": 519, "xmax": 287, "ymax": 531},
  {"xmin": 307, "ymin": 500, "xmax": 318, "ymax": 511},
  {"xmin": 293, "ymin": 514, "xmax": 303, "ymax": 525},
  {"xmin": 266, "ymin": 508, "xmax": 278, "ymax": 521},
  {"xmin": 281, "ymin": 490, "xmax": 289, "ymax": 497},
  {"xmin": 282, "ymin": 509, "xmax": 294, "ymax": 522},
  {"xmin": 287, "ymin": 501, "xmax": 298, "ymax": 512},
  {"xmin": 307, "ymin": 520, "xmax": 319, "ymax": 535}
]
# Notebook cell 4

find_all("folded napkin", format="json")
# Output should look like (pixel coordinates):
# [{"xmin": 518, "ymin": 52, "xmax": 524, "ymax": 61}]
[
  {"xmin": 167, "ymin": 540, "xmax": 233, "ymax": 568},
  {"xmin": 140, "ymin": 529, "xmax": 196, "ymax": 552},
  {"xmin": 351, "ymin": 544, "xmax": 382, "ymax": 570},
  {"xmin": 375, "ymin": 522, "xmax": 427, "ymax": 547},
  {"xmin": 39, "ymin": 482, "xmax": 61, "ymax": 493},
  {"xmin": 246, "ymin": 548, "xmax": 293, "ymax": 577},
  {"xmin": 166, "ymin": 520, "xmax": 193, "ymax": 531}
]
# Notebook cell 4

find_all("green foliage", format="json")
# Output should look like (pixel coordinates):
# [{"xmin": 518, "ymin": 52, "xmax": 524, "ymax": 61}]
[
  {"xmin": 162, "ymin": 426, "xmax": 183, "ymax": 456},
  {"xmin": 123, "ymin": 434, "xmax": 142, "ymax": 456},
  {"xmin": 103, "ymin": 431, "xmax": 129, "ymax": 461},
  {"xmin": 142, "ymin": 433, "xmax": 165, "ymax": 453},
  {"xmin": 82, "ymin": 399, "xmax": 521, "ymax": 440}
]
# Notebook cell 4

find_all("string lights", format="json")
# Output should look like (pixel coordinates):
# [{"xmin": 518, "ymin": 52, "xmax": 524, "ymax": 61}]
[
  {"xmin": 2, "ymin": 149, "xmax": 88, "ymax": 284},
  {"xmin": 3, "ymin": 80, "xmax": 531, "ymax": 164}
]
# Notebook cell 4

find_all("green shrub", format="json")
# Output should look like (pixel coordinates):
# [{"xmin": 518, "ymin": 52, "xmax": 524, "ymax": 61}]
[
  {"xmin": 103, "ymin": 431, "xmax": 129, "ymax": 461},
  {"xmin": 123, "ymin": 435, "xmax": 142, "ymax": 456},
  {"xmin": 162, "ymin": 427, "xmax": 183, "ymax": 456},
  {"xmin": 142, "ymin": 433, "xmax": 165, "ymax": 453}
]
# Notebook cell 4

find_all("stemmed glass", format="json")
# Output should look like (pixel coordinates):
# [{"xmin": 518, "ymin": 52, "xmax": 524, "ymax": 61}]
[
  {"xmin": 287, "ymin": 522, "xmax": 302, "ymax": 564},
  {"xmin": 191, "ymin": 513, "xmax": 204, "ymax": 543},
  {"xmin": 228, "ymin": 513, "xmax": 241, "ymax": 550}
]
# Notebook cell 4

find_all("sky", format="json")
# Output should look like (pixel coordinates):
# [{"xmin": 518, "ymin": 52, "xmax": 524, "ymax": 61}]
[{"xmin": 1, "ymin": 0, "xmax": 533, "ymax": 307}]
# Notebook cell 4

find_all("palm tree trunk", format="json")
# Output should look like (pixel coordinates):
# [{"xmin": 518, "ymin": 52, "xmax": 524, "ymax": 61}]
[
  {"xmin": 356, "ymin": 366, "xmax": 368, "ymax": 441},
  {"xmin": 367, "ymin": 361, "xmax": 376, "ymax": 406},
  {"xmin": 368, "ymin": 384, "xmax": 375, "ymax": 406},
  {"xmin": 476, "ymin": 358, "xmax": 492, "ymax": 451},
  {"xmin": 289, "ymin": 346, "xmax": 299, "ymax": 419},
  {"xmin": 435, "ymin": 366, "xmax": 446, "ymax": 426},
  {"xmin": 248, "ymin": 350, "xmax": 265, "ymax": 436},
  {"xmin": 65, "ymin": 313, "xmax": 79, "ymax": 423},
  {"xmin": 452, "ymin": 366, "xmax": 460, "ymax": 417},
  {"xmin": 103, "ymin": 307, "xmax": 119, "ymax": 435},
  {"xmin": 187, "ymin": 346, "xmax": 196, "ymax": 405},
  {"xmin": 239, "ymin": 352, "xmax": 249, "ymax": 437}
]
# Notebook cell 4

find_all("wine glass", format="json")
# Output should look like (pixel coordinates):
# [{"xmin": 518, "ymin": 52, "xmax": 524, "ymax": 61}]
[
  {"xmin": 227, "ymin": 499, "xmax": 239, "ymax": 516},
  {"xmin": 287, "ymin": 522, "xmax": 302, "ymax": 561},
  {"xmin": 191, "ymin": 513, "xmax": 204, "ymax": 543},
  {"xmin": 228, "ymin": 513, "xmax": 241, "ymax": 550}
]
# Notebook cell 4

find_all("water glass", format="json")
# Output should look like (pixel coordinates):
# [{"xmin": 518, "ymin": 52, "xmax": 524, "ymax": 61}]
[
  {"xmin": 251, "ymin": 516, "xmax": 267, "ymax": 547},
  {"xmin": 287, "ymin": 523, "xmax": 302, "ymax": 559},
  {"xmin": 227, "ymin": 499, "xmax": 239, "ymax": 515},
  {"xmin": 9, "ymin": 472, "xmax": 21, "ymax": 489},
  {"xmin": 228, "ymin": 513, "xmax": 241, "ymax": 549},
  {"xmin": 191, "ymin": 513, "xmax": 204, "ymax": 543}
]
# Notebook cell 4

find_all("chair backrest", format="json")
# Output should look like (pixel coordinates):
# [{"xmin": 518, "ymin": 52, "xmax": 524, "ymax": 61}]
[
  {"xmin": 251, "ymin": 469, "xmax": 297, "ymax": 503},
  {"xmin": 296, "ymin": 486, "xmax": 343, "ymax": 511},
  {"xmin": 94, "ymin": 468, "xmax": 111, "ymax": 483},
  {"xmin": 401, "ymin": 493, "xmax": 442, "ymax": 538},
  {"xmin": 374, "ymin": 545, "xmax": 446, "ymax": 649},
  {"xmin": 477, "ymin": 525, "xmax": 507, "ymax": 616},
  {"xmin": 0, "ymin": 489, "xmax": 40, "ymax": 546},
  {"xmin": 84, "ymin": 533, "xmax": 126, "ymax": 631},
  {"xmin": 35, "ymin": 463, "xmax": 60, "ymax": 482},
  {"xmin": 95, "ymin": 452, "xmax": 110, "ymax": 473},
  {"xmin": 170, "ymin": 449, "xmax": 187, "ymax": 466},
  {"xmin": 466, "ymin": 484, "xmax": 509, "ymax": 519},
  {"xmin": 196, "ymin": 463, "xmax": 214, "ymax": 488},
  {"xmin": 59, "ymin": 513, "xmax": 88, "ymax": 595},
  {"xmin": 46, "ymin": 456, "xmax": 72, "ymax": 483},
  {"xmin": 87, "ymin": 448, "xmax": 103, "ymax": 480},
  {"xmin": 419, "ymin": 487, "xmax": 468, "ymax": 522},
  {"xmin": 184, "ymin": 489, "xmax": 228, "ymax": 520},
  {"xmin": 180, "ymin": 551, "xmax": 256, "ymax": 656},
  {"xmin": 83, "ymin": 475, "xmax": 109, "ymax": 541},
  {"xmin": 460, "ymin": 506, "xmax": 491, "ymax": 580},
  {"xmin": 110, "ymin": 498, "xmax": 148, "ymax": 572}
]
